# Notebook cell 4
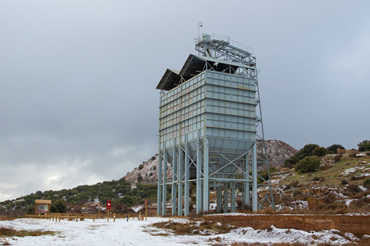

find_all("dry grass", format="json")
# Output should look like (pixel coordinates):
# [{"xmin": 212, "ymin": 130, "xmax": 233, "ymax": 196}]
[
  {"xmin": 151, "ymin": 220, "xmax": 235, "ymax": 236},
  {"xmin": 0, "ymin": 216, "xmax": 19, "ymax": 221},
  {"xmin": 281, "ymin": 155, "xmax": 370, "ymax": 187},
  {"xmin": 0, "ymin": 227, "xmax": 56, "ymax": 237}
]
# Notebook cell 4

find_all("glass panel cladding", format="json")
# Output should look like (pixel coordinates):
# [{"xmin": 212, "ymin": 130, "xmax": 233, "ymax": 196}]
[
  {"xmin": 205, "ymin": 71, "xmax": 256, "ymax": 141},
  {"xmin": 159, "ymin": 70, "xmax": 256, "ymax": 150},
  {"xmin": 159, "ymin": 73, "xmax": 206, "ymax": 146}
]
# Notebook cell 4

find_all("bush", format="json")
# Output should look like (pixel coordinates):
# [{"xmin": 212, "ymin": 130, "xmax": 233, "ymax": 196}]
[
  {"xmin": 312, "ymin": 147, "xmax": 328, "ymax": 157},
  {"xmin": 327, "ymin": 144, "xmax": 345, "ymax": 154},
  {"xmin": 26, "ymin": 205, "xmax": 35, "ymax": 215},
  {"xmin": 285, "ymin": 144, "xmax": 325, "ymax": 168},
  {"xmin": 364, "ymin": 179, "xmax": 370, "ymax": 189},
  {"xmin": 120, "ymin": 196, "xmax": 134, "ymax": 206},
  {"xmin": 341, "ymin": 179, "xmax": 348, "ymax": 185},
  {"xmin": 358, "ymin": 140, "xmax": 370, "ymax": 152},
  {"xmin": 295, "ymin": 156, "xmax": 321, "ymax": 173},
  {"xmin": 50, "ymin": 199, "xmax": 67, "ymax": 213},
  {"xmin": 138, "ymin": 164, "xmax": 144, "ymax": 170},
  {"xmin": 284, "ymin": 156, "xmax": 298, "ymax": 168},
  {"xmin": 137, "ymin": 174, "xmax": 143, "ymax": 183}
]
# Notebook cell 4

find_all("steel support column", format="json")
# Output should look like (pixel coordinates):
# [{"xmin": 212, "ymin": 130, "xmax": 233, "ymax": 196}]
[
  {"xmin": 157, "ymin": 152, "xmax": 162, "ymax": 215},
  {"xmin": 196, "ymin": 132, "xmax": 202, "ymax": 214},
  {"xmin": 184, "ymin": 139, "xmax": 190, "ymax": 216},
  {"xmin": 203, "ymin": 138, "xmax": 209, "ymax": 212},
  {"xmin": 217, "ymin": 185, "xmax": 222, "ymax": 213},
  {"xmin": 223, "ymin": 184, "xmax": 228, "ymax": 213},
  {"xmin": 252, "ymin": 144, "xmax": 257, "ymax": 212},
  {"xmin": 162, "ymin": 149, "xmax": 167, "ymax": 215},
  {"xmin": 171, "ymin": 144, "xmax": 177, "ymax": 216},
  {"xmin": 243, "ymin": 155, "xmax": 250, "ymax": 206},
  {"xmin": 231, "ymin": 182, "xmax": 236, "ymax": 213},
  {"xmin": 178, "ymin": 145, "xmax": 183, "ymax": 216}
]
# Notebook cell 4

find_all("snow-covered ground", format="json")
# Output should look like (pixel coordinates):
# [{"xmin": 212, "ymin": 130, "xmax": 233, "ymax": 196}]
[{"xmin": 0, "ymin": 217, "xmax": 361, "ymax": 245}]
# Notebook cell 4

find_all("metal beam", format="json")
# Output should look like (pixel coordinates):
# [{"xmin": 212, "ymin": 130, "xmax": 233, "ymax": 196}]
[
  {"xmin": 162, "ymin": 149, "xmax": 167, "ymax": 215},
  {"xmin": 217, "ymin": 185, "xmax": 222, "ymax": 213},
  {"xmin": 203, "ymin": 138, "xmax": 209, "ymax": 212},
  {"xmin": 231, "ymin": 182, "xmax": 236, "ymax": 213},
  {"xmin": 223, "ymin": 184, "xmax": 228, "ymax": 213},
  {"xmin": 157, "ymin": 153, "xmax": 162, "ymax": 215},
  {"xmin": 252, "ymin": 144, "xmax": 257, "ymax": 212},
  {"xmin": 178, "ymin": 144, "xmax": 183, "ymax": 216},
  {"xmin": 196, "ymin": 131, "xmax": 202, "ymax": 214},
  {"xmin": 243, "ymin": 155, "xmax": 250, "ymax": 206},
  {"xmin": 184, "ymin": 140, "xmax": 190, "ymax": 216},
  {"xmin": 172, "ymin": 144, "xmax": 177, "ymax": 216}
]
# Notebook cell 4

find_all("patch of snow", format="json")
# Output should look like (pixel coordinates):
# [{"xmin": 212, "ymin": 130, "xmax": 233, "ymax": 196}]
[
  {"xmin": 340, "ymin": 166, "xmax": 365, "ymax": 177},
  {"xmin": 132, "ymin": 205, "xmax": 143, "ymax": 212},
  {"xmin": 0, "ymin": 217, "xmax": 359, "ymax": 246},
  {"xmin": 218, "ymin": 226, "xmax": 355, "ymax": 245},
  {"xmin": 345, "ymin": 199, "xmax": 354, "ymax": 206}
]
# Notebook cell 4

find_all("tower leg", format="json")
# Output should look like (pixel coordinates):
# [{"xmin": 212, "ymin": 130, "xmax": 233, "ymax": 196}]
[
  {"xmin": 162, "ymin": 150, "xmax": 167, "ymax": 215},
  {"xmin": 252, "ymin": 144, "xmax": 258, "ymax": 212},
  {"xmin": 196, "ymin": 131, "xmax": 202, "ymax": 214},
  {"xmin": 243, "ymin": 155, "xmax": 250, "ymax": 206},
  {"xmin": 231, "ymin": 182, "xmax": 236, "ymax": 213},
  {"xmin": 217, "ymin": 185, "xmax": 222, "ymax": 213},
  {"xmin": 171, "ymin": 145, "xmax": 177, "ymax": 216},
  {"xmin": 178, "ymin": 146, "xmax": 183, "ymax": 216},
  {"xmin": 157, "ymin": 153, "xmax": 162, "ymax": 215},
  {"xmin": 223, "ymin": 184, "xmax": 228, "ymax": 213},
  {"xmin": 184, "ymin": 140, "xmax": 190, "ymax": 216},
  {"xmin": 203, "ymin": 138, "xmax": 209, "ymax": 212}
]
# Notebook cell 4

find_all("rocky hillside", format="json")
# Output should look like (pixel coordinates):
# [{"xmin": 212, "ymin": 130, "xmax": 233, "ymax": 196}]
[
  {"xmin": 260, "ymin": 140, "xmax": 298, "ymax": 168},
  {"xmin": 124, "ymin": 140, "xmax": 297, "ymax": 186}
]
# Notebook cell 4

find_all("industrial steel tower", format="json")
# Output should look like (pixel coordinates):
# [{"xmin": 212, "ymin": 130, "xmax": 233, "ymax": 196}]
[{"xmin": 156, "ymin": 34, "xmax": 274, "ymax": 215}]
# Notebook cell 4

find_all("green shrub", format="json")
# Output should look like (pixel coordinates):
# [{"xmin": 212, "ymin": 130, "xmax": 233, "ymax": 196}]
[
  {"xmin": 138, "ymin": 164, "xmax": 144, "ymax": 170},
  {"xmin": 26, "ymin": 205, "xmax": 35, "ymax": 214},
  {"xmin": 312, "ymin": 147, "xmax": 328, "ymax": 157},
  {"xmin": 358, "ymin": 140, "xmax": 370, "ymax": 152},
  {"xmin": 295, "ymin": 156, "xmax": 321, "ymax": 173},
  {"xmin": 327, "ymin": 144, "xmax": 345, "ymax": 154},
  {"xmin": 137, "ymin": 174, "xmax": 143, "ymax": 183},
  {"xmin": 120, "ymin": 196, "xmax": 134, "ymax": 206},
  {"xmin": 284, "ymin": 156, "xmax": 298, "ymax": 168},
  {"xmin": 50, "ymin": 199, "xmax": 67, "ymax": 213}
]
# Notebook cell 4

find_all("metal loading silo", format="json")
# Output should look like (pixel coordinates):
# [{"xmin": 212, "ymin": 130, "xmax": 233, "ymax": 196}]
[{"xmin": 156, "ymin": 34, "xmax": 274, "ymax": 215}]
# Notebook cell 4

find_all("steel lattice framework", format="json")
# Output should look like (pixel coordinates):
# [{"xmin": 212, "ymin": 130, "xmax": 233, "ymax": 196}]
[{"xmin": 156, "ymin": 34, "xmax": 274, "ymax": 216}]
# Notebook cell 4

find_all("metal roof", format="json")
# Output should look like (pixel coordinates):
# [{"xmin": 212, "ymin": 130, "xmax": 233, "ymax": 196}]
[
  {"xmin": 156, "ymin": 69, "xmax": 181, "ymax": 90},
  {"xmin": 156, "ymin": 55, "xmax": 248, "ymax": 91}
]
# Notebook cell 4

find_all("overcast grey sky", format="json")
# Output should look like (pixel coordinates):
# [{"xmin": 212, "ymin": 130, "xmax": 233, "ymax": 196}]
[{"xmin": 1, "ymin": 0, "xmax": 369, "ymax": 202}]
